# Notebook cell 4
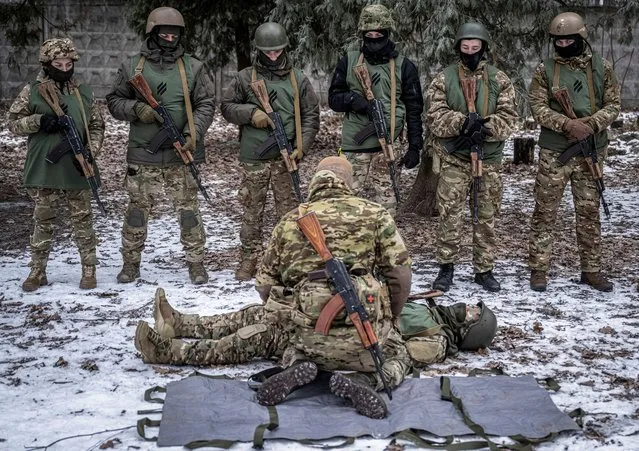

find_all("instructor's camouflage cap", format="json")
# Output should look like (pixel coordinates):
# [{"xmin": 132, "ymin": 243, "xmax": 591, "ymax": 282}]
[
  {"xmin": 358, "ymin": 4, "xmax": 395, "ymax": 33},
  {"xmin": 39, "ymin": 37, "xmax": 79, "ymax": 63},
  {"xmin": 316, "ymin": 156, "xmax": 354, "ymax": 188}
]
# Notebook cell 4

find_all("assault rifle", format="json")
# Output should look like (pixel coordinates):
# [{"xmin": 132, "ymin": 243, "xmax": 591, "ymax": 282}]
[
  {"xmin": 128, "ymin": 74, "xmax": 213, "ymax": 205},
  {"xmin": 352, "ymin": 63, "xmax": 401, "ymax": 204},
  {"xmin": 38, "ymin": 83, "xmax": 106, "ymax": 214},
  {"xmin": 460, "ymin": 76, "xmax": 484, "ymax": 224},
  {"xmin": 250, "ymin": 79, "xmax": 304, "ymax": 203},
  {"xmin": 553, "ymin": 87, "xmax": 611, "ymax": 220},
  {"xmin": 297, "ymin": 211, "xmax": 392, "ymax": 399}
]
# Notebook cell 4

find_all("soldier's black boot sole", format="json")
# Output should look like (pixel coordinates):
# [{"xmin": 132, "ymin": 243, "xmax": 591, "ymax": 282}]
[
  {"xmin": 256, "ymin": 361, "xmax": 318, "ymax": 406},
  {"xmin": 329, "ymin": 372, "xmax": 388, "ymax": 419}
]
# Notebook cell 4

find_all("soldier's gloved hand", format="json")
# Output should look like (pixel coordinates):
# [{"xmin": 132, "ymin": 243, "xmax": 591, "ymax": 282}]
[
  {"xmin": 400, "ymin": 145, "xmax": 421, "ymax": 169},
  {"xmin": 134, "ymin": 102, "xmax": 164, "ymax": 124},
  {"xmin": 461, "ymin": 112, "xmax": 491, "ymax": 138},
  {"xmin": 39, "ymin": 114, "xmax": 60, "ymax": 133},
  {"xmin": 251, "ymin": 109, "xmax": 275, "ymax": 129},
  {"xmin": 290, "ymin": 148, "xmax": 302, "ymax": 161},
  {"xmin": 182, "ymin": 135, "xmax": 195, "ymax": 153},
  {"xmin": 350, "ymin": 93, "xmax": 370, "ymax": 116},
  {"xmin": 563, "ymin": 119, "xmax": 593, "ymax": 141}
]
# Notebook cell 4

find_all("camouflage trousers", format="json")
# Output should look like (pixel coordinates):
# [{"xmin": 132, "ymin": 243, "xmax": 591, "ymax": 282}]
[
  {"xmin": 166, "ymin": 304, "xmax": 289, "ymax": 365},
  {"xmin": 238, "ymin": 160, "xmax": 297, "ymax": 260},
  {"xmin": 344, "ymin": 151, "xmax": 400, "ymax": 216},
  {"xmin": 436, "ymin": 159, "xmax": 502, "ymax": 273},
  {"xmin": 282, "ymin": 319, "xmax": 411, "ymax": 391},
  {"xmin": 529, "ymin": 147, "xmax": 604, "ymax": 272},
  {"xmin": 26, "ymin": 188, "xmax": 97, "ymax": 268},
  {"xmin": 121, "ymin": 164, "xmax": 206, "ymax": 264}
]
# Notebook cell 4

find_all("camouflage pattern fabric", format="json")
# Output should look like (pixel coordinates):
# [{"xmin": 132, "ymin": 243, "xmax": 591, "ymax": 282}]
[
  {"xmin": 163, "ymin": 305, "xmax": 290, "ymax": 365},
  {"xmin": 121, "ymin": 165, "xmax": 205, "ymax": 264},
  {"xmin": 238, "ymin": 160, "xmax": 298, "ymax": 260},
  {"xmin": 358, "ymin": 4, "xmax": 395, "ymax": 32},
  {"xmin": 39, "ymin": 37, "xmax": 79, "ymax": 63},
  {"xmin": 528, "ymin": 50, "xmax": 620, "ymax": 273},
  {"xmin": 256, "ymin": 169, "xmax": 412, "ymax": 391},
  {"xmin": 436, "ymin": 159, "xmax": 502, "ymax": 273},
  {"xmin": 26, "ymin": 188, "xmax": 97, "ymax": 268},
  {"xmin": 345, "ymin": 151, "xmax": 400, "ymax": 216},
  {"xmin": 528, "ymin": 147, "xmax": 605, "ymax": 272}
]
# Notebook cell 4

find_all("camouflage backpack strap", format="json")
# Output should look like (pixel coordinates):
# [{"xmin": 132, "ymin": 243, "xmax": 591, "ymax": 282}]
[
  {"xmin": 134, "ymin": 56, "xmax": 146, "ymax": 75},
  {"xmin": 290, "ymin": 70, "xmax": 304, "ymax": 159},
  {"xmin": 72, "ymin": 87, "xmax": 95, "ymax": 156},
  {"xmin": 178, "ymin": 57, "xmax": 197, "ymax": 148}
]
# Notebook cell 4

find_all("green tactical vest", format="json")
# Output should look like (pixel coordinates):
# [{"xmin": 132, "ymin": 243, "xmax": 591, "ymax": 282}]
[
  {"xmin": 341, "ymin": 51, "xmax": 405, "ymax": 152},
  {"xmin": 128, "ymin": 54, "xmax": 202, "ymax": 166},
  {"xmin": 24, "ymin": 83, "xmax": 101, "ymax": 190},
  {"xmin": 537, "ymin": 53, "xmax": 607, "ymax": 152},
  {"xmin": 239, "ymin": 67, "xmax": 303, "ymax": 163},
  {"xmin": 441, "ymin": 63, "xmax": 504, "ymax": 164}
]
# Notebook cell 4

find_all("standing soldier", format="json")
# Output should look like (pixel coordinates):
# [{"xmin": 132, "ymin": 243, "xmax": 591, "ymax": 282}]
[
  {"xmin": 106, "ymin": 7, "xmax": 215, "ymax": 285},
  {"xmin": 528, "ymin": 13, "xmax": 620, "ymax": 292},
  {"xmin": 427, "ymin": 23, "xmax": 517, "ymax": 293},
  {"xmin": 328, "ymin": 4, "xmax": 424, "ymax": 216},
  {"xmin": 221, "ymin": 22, "xmax": 320, "ymax": 281},
  {"xmin": 7, "ymin": 37, "xmax": 105, "ymax": 292}
]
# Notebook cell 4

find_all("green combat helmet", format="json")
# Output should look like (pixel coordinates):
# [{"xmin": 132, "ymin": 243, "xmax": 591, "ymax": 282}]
[
  {"xmin": 145, "ymin": 6, "xmax": 185, "ymax": 34},
  {"xmin": 39, "ymin": 37, "xmax": 79, "ymax": 63},
  {"xmin": 548, "ymin": 12, "xmax": 588, "ymax": 39},
  {"xmin": 358, "ymin": 4, "xmax": 395, "ymax": 33},
  {"xmin": 254, "ymin": 22, "xmax": 289, "ymax": 51},
  {"xmin": 454, "ymin": 22, "xmax": 491, "ymax": 49},
  {"xmin": 459, "ymin": 301, "xmax": 497, "ymax": 350}
]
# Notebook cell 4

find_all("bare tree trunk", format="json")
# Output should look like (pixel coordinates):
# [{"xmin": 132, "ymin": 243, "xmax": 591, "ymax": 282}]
[{"xmin": 400, "ymin": 153, "xmax": 439, "ymax": 217}]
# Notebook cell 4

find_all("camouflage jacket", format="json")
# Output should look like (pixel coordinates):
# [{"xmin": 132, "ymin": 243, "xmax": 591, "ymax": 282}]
[
  {"xmin": 529, "ymin": 49, "xmax": 620, "ymax": 141},
  {"xmin": 220, "ymin": 56, "xmax": 320, "ymax": 160},
  {"xmin": 105, "ymin": 39, "xmax": 215, "ymax": 165},
  {"xmin": 426, "ymin": 60, "xmax": 517, "ymax": 165},
  {"xmin": 7, "ymin": 71, "xmax": 104, "ymax": 155},
  {"xmin": 256, "ymin": 170, "xmax": 412, "ymax": 318}
]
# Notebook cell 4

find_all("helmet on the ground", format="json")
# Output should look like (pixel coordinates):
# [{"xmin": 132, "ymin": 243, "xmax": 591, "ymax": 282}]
[
  {"xmin": 459, "ymin": 302, "xmax": 497, "ymax": 350},
  {"xmin": 358, "ymin": 4, "xmax": 395, "ymax": 33},
  {"xmin": 254, "ymin": 22, "xmax": 289, "ymax": 51},
  {"xmin": 39, "ymin": 38, "xmax": 79, "ymax": 63},
  {"xmin": 454, "ymin": 22, "xmax": 491, "ymax": 49},
  {"xmin": 146, "ymin": 7, "xmax": 185, "ymax": 34},
  {"xmin": 548, "ymin": 12, "xmax": 587, "ymax": 39}
]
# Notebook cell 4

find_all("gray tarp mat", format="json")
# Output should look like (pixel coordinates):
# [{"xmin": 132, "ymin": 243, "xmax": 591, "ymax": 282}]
[{"xmin": 155, "ymin": 374, "xmax": 579, "ymax": 447}]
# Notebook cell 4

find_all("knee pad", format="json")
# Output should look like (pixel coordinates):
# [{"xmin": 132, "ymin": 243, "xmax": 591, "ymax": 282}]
[
  {"xmin": 126, "ymin": 208, "xmax": 145, "ymax": 228},
  {"xmin": 180, "ymin": 210, "xmax": 199, "ymax": 230}
]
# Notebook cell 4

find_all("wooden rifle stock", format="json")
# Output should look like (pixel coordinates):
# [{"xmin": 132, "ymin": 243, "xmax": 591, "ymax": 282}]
[
  {"xmin": 353, "ymin": 64, "xmax": 389, "ymax": 151},
  {"xmin": 129, "ymin": 75, "xmax": 160, "ymax": 109},
  {"xmin": 250, "ymin": 79, "xmax": 274, "ymax": 114},
  {"xmin": 296, "ymin": 212, "xmax": 333, "ymax": 262},
  {"xmin": 461, "ymin": 76, "xmax": 483, "ymax": 223}
]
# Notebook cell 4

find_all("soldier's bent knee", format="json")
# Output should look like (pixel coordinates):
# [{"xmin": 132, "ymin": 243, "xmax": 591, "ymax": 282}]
[
  {"xmin": 126, "ymin": 208, "xmax": 145, "ymax": 228},
  {"xmin": 180, "ymin": 210, "xmax": 199, "ymax": 230}
]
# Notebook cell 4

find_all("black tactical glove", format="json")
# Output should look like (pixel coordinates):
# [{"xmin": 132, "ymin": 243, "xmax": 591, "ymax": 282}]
[
  {"xmin": 400, "ymin": 145, "xmax": 421, "ymax": 169},
  {"xmin": 461, "ymin": 112, "xmax": 492, "ymax": 138},
  {"xmin": 40, "ymin": 114, "xmax": 60, "ymax": 133},
  {"xmin": 350, "ymin": 93, "xmax": 370, "ymax": 116}
]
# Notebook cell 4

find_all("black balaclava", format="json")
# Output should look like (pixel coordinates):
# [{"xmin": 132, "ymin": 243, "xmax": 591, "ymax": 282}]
[
  {"xmin": 361, "ymin": 29, "xmax": 397, "ymax": 64},
  {"xmin": 554, "ymin": 34, "xmax": 584, "ymax": 58},
  {"xmin": 458, "ymin": 42, "xmax": 485, "ymax": 71},
  {"xmin": 44, "ymin": 63, "xmax": 74, "ymax": 83},
  {"xmin": 152, "ymin": 25, "xmax": 183, "ymax": 51},
  {"xmin": 258, "ymin": 49, "xmax": 287, "ymax": 69}
]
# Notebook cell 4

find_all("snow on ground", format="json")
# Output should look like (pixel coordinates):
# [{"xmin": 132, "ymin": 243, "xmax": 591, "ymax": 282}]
[{"xmin": 0, "ymin": 111, "xmax": 638, "ymax": 450}]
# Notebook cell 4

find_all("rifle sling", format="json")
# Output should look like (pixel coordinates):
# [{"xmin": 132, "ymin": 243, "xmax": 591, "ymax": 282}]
[
  {"xmin": 178, "ymin": 57, "xmax": 197, "ymax": 148},
  {"xmin": 73, "ymin": 88, "xmax": 95, "ymax": 156},
  {"xmin": 552, "ymin": 60, "xmax": 597, "ymax": 115},
  {"xmin": 251, "ymin": 67, "xmax": 303, "ymax": 156},
  {"xmin": 356, "ymin": 53, "xmax": 397, "ymax": 140}
]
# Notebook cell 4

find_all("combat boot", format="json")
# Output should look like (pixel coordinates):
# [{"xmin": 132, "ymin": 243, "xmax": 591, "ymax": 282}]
[
  {"xmin": 432, "ymin": 263, "xmax": 454, "ymax": 292},
  {"xmin": 79, "ymin": 265, "xmax": 97, "ymax": 289},
  {"xmin": 474, "ymin": 270, "xmax": 501, "ymax": 292},
  {"xmin": 256, "ymin": 361, "xmax": 318, "ymax": 406},
  {"xmin": 188, "ymin": 262, "xmax": 209, "ymax": 285},
  {"xmin": 117, "ymin": 262, "xmax": 140, "ymax": 284},
  {"xmin": 134, "ymin": 321, "xmax": 173, "ymax": 364},
  {"xmin": 153, "ymin": 287, "xmax": 180, "ymax": 338},
  {"xmin": 235, "ymin": 257, "xmax": 257, "ymax": 281},
  {"xmin": 530, "ymin": 270, "xmax": 547, "ymax": 292},
  {"xmin": 580, "ymin": 271, "xmax": 613, "ymax": 292},
  {"xmin": 22, "ymin": 267, "xmax": 48, "ymax": 292},
  {"xmin": 329, "ymin": 372, "xmax": 388, "ymax": 419}
]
